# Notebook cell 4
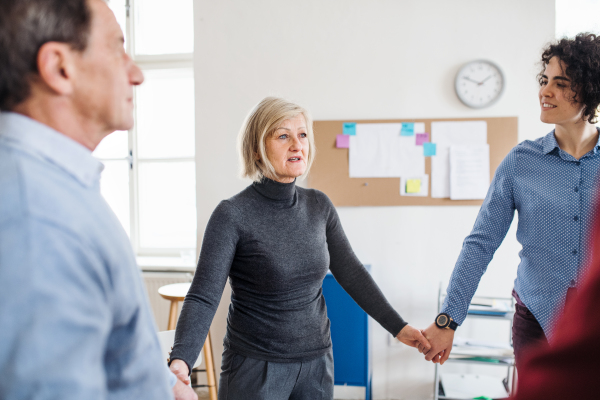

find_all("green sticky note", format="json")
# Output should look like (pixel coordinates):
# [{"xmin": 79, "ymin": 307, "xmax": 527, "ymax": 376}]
[
  {"xmin": 343, "ymin": 122, "xmax": 356, "ymax": 135},
  {"xmin": 400, "ymin": 122, "xmax": 414, "ymax": 136},
  {"xmin": 423, "ymin": 142, "xmax": 436, "ymax": 156},
  {"xmin": 406, "ymin": 179, "xmax": 421, "ymax": 193}
]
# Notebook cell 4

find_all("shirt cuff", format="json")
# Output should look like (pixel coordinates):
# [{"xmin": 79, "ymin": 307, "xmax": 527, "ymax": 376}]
[
  {"xmin": 440, "ymin": 306, "xmax": 464, "ymax": 326},
  {"xmin": 379, "ymin": 309, "xmax": 407, "ymax": 337}
]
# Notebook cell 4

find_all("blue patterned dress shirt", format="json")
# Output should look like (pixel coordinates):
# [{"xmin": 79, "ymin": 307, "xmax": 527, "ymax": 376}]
[
  {"xmin": 0, "ymin": 112, "xmax": 175, "ymax": 399},
  {"xmin": 442, "ymin": 129, "xmax": 600, "ymax": 339}
]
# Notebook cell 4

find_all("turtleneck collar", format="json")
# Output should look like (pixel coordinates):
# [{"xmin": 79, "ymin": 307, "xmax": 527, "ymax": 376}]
[{"xmin": 252, "ymin": 177, "xmax": 297, "ymax": 205}]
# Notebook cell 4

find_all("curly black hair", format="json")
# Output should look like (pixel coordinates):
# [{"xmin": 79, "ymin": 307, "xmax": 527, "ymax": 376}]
[{"xmin": 539, "ymin": 33, "xmax": 600, "ymax": 124}]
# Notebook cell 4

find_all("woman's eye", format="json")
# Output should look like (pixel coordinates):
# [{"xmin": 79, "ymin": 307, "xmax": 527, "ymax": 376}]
[
  {"xmin": 300, "ymin": 133, "xmax": 307, "ymax": 138},
  {"xmin": 540, "ymin": 80, "xmax": 548, "ymax": 86},
  {"xmin": 278, "ymin": 134, "xmax": 288, "ymax": 139}
]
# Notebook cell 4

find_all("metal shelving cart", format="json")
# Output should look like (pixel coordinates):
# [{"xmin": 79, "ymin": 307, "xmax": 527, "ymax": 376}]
[{"xmin": 434, "ymin": 287, "xmax": 516, "ymax": 400}]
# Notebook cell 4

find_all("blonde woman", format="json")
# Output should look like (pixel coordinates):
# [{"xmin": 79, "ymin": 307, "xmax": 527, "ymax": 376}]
[{"xmin": 169, "ymin": 97, "xmax": 429, "ymax": 399}]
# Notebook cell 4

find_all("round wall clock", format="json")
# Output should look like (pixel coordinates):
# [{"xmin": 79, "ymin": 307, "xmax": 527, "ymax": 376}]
[{"xmin": 455, "ymin": 60, "xmax": 504, "ymax": 109}]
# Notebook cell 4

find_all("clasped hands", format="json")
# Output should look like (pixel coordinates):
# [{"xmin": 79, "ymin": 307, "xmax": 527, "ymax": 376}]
[
  {"xmin": 397, "ymin": 323, "xmax": 455, "ymax": 364},
  {"xmin": 170, "ymin": 360, "xmax": 198, "ymax": 400},
  {"xmin": 171, "ymin": 323, "xmax": 453, "ymax": 392}
]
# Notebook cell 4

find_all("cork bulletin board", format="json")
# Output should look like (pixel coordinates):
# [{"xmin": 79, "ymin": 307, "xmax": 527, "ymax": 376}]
[{"xmin": 306, "ymin": 117, "xmax": 518, "ymax": 207}]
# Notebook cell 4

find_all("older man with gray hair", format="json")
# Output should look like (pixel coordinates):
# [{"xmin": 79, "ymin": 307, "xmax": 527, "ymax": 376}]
[{"xmin": 0, "ymin": 0, "xmax": 197, "ymax": 399}]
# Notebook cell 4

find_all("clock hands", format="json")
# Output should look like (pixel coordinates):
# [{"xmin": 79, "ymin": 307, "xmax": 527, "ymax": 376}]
[
  {"xmin": 479, "ymin": 75, "xmax": 492, "ymax": 85},
  {"xmin": 462, "ymin": 77, "xmax": 480, "ymax": 84},
  {"xmin": 463, "ymin": 75, "xmax": 493, "ymax": 86}
]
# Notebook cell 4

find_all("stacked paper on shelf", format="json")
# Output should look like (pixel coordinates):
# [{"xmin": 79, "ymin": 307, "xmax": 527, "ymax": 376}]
[
  {"xmin": 449, "ymin": 355, "xmax": 513, "ymax": 365},
  {"xmin": 440, "ymin": 374, "xmax": 508, "ymax": 399},
  {"xmin": 453, "ymin": 337, "xmax": 514, "ymax": 358},
  {"xmin": 468, "ymin": 298, "xmax": 513, "ymax": 316},
  {"xmin": 454, "ymin": 338, "xmax": 513, "ymax": 349},
  {"xmin": 470, "ymin": 297, "xmax": 495, "ymax": 307}
]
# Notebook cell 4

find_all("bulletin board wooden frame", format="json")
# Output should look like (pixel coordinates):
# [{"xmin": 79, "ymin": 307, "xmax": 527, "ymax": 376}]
[{"xmin": 307, "ymin": 117, "xmax": 518, "ymax": 206}]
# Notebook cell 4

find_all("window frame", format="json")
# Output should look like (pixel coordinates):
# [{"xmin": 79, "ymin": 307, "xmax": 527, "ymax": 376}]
[{"xmin": 95, "ymin": 0, "xmax": 197, "ymax": 258}]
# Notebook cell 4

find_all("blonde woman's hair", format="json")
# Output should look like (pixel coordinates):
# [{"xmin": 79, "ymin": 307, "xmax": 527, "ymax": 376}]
[{"xmin": 238, "ymin": 97, "xmax": 316, "ymax": 182}]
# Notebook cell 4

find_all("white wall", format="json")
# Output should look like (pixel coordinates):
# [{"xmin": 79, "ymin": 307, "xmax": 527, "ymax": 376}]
[{"xmin": 193, "ymin": 1, "xmax": 555, "ymax": 398}]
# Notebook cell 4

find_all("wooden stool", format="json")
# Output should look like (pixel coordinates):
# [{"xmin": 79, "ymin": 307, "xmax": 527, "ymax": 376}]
[{"xmin": 158, "ymin": 283, "xmax": 218, "ymax": 400}]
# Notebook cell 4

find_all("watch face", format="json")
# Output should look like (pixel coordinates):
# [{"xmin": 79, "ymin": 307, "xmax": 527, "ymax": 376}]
[
  {"xmin": 455, "ymin": 60, "xmax": 504, "ymax": 109},
  {"xmin": 436, "ymin": 314, "xmax": 449, "ymax": 327}
]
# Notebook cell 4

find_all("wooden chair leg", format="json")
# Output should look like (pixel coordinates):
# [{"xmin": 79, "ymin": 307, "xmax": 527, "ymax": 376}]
[
  {"xmin": 203, "ymin": 331, "xmax": 218, "ymax": 400},
  {"xmin": 167, "ymin": 300, "xmax": 179, "ymax": 331}
]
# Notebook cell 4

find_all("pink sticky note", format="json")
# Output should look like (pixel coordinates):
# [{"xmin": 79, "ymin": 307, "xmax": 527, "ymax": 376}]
[
  {"xmin": 336, "ymin": 134, "xmax": 350, "ymax": 148},
  {"xmin": 416, "ymin": 132, "xmax": 429, "ymax": 146}
]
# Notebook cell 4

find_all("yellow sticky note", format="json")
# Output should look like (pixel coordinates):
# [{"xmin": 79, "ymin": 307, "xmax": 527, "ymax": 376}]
[{"xmin": 406, "ymin": 179, "xmax": 421, "ymax": 193}]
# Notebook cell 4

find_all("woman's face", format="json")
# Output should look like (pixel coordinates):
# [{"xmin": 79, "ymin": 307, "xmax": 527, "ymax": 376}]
[
  {"xmin": 264, "ymin": 114, "xmax": 309, "ymax": 183},
  {"xmin": 539, "ymin": 56, "xmax": 585, "ymax": 126}
]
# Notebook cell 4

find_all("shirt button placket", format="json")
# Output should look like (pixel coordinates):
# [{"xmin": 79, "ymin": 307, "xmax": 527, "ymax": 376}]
[{"xmin": 573, "ymin": 165, "xmax": 582, "ymax": 265}]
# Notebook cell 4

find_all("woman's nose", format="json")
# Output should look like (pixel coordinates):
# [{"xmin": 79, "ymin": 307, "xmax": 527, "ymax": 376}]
[
  {"xmin": 540, "ymin": 84, "xmax": 552, "ymax": 98},
  {"xmin": 290, "ymin": 136, "xmax": 302, "ymax": 151}
]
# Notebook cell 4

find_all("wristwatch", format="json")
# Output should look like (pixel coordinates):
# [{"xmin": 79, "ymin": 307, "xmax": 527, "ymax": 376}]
[{"xmin": 435, "ymin": 313, "xmax": 458, "ymax": 331}]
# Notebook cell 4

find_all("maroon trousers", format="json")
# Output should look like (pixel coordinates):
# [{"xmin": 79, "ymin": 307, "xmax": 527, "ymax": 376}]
[
  {"xmin": 511, "ymin": 287, "xmax": 577, "ymax": 370},
  {"xmin": 512, "ymin": 303, "xmax": 548, "ymax": 370}
]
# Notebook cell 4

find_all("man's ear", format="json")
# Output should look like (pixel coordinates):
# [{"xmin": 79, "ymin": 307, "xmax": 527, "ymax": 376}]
[{"xmin": 36, "ymin": 42, "xmax": 77, "ymax": 96}]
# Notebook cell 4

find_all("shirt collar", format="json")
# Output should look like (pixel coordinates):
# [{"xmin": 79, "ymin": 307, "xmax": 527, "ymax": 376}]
[
  {"xmin": 543, "ymin": 127, "xmax": 600, "ymax": 155},
  {"xmin": 592, "ymin": 127, "xmax": 600, "ymax": 154},
  {"xmin": 0, "ymin": 112, "xmax": 104, "ymax": 187},
  {"xmin": 542, "ymin": 130, "xmax": 560, "ymax": 154}
]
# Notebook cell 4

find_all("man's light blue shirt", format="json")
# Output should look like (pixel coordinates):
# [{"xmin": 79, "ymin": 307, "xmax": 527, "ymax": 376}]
[
  {"xmin": 442, "ymin": 130, "xmax": 600, "ymax": 339},
  {"xmin": 0, "ymin": 112, "xmax": 175, "ymax": 399}
]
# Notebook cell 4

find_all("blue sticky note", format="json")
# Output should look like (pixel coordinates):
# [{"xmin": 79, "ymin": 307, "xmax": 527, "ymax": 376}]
[
  {"xmin": 343, "ymin": 122, "xmax": 356, "ymax": 135},
  {"xmin": 423, "ymin": 142, "xmax": 437, "ymax": 156},
  {"xmin": 400, "ymin": 122, "xmax": 415, "ymax": 136}
]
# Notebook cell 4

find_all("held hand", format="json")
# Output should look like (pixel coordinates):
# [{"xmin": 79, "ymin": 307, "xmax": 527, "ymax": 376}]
[
  {"xmin": 170, "ymin": 359, "xmax": 191, "ymax": 386},
  {"xmin": 173, "ymin": 378, "xmax": 198, "ymax": 400},
  {"xmin": 396, "ymin": 324, "xmax": 431, "ymax": 352},
  {"xmin": 418, "ymin": 322, "xmax": 455, "ymax": 364}
]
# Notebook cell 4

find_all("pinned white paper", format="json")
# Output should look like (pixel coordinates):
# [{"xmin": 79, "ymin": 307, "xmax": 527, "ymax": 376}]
[
  {"xmin": 431, "ymin": 121, "xmax": 487, "ymax": 198},
  {"xmin": 349, "ymin": 123, "xmax": 425, "ymax": 178},
  {"xmin": 450, "ymin": 144, "xmax": 490, "ymax": 200},
  {"xmin": 414, "ymin": 122, "xmax": 426, "ymax": 134}
]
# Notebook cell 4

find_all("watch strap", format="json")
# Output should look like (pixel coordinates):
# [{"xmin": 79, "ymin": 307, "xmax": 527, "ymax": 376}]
[{"xmin": 448, "ymin": 319, "xmax": 458, "ymax": 331}]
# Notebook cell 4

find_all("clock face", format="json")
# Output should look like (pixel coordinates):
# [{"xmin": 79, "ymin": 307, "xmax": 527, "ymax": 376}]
[{"xmin": 455, "ymin": 60, "xmax": 504, "ymax": 108}]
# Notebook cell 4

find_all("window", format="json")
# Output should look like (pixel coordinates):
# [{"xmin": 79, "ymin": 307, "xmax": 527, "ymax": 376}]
[
  {"xmin": 556, "ymin": 0, "xmax": 600, "ymax": 38},
  {"xmin": 93, "ymin": 0, "xmax": 197, "ymax": 259}
]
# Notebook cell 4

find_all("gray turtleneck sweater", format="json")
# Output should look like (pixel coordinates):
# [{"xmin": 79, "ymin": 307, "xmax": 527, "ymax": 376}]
[{"xmin": 170, "ymin": 178, "xmax": 406, "ymax": 369}]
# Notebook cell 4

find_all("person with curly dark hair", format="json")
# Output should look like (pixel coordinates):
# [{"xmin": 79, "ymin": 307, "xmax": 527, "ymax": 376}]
[{"xmin": 418, "ymin": 33, "xmax": 600, "ymax": 371}]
